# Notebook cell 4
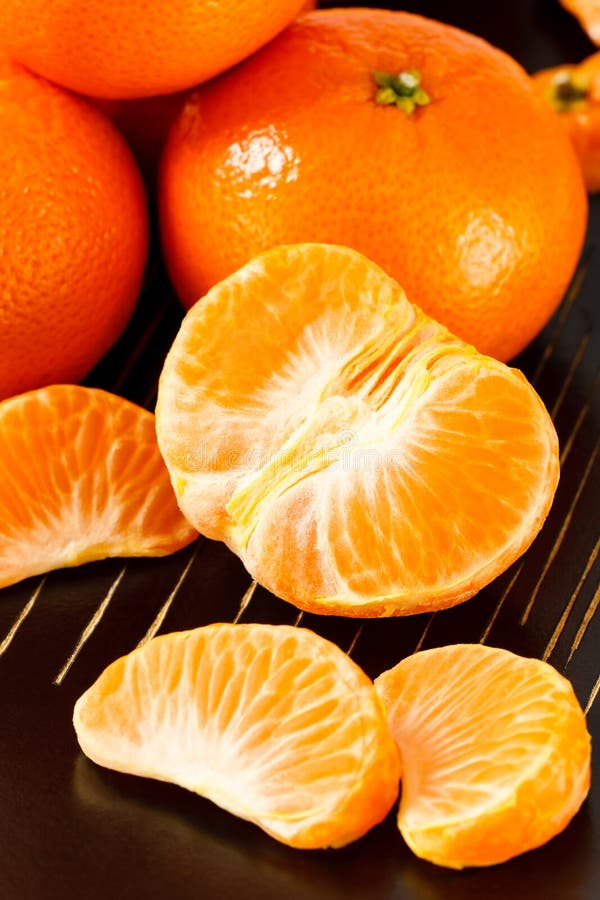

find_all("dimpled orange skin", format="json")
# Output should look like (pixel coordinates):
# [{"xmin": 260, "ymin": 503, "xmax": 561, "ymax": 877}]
[
  {"xmin": 0, "ymin": 60, "xmax": 148, "ymax": 400},
  {"xmin": 0, "ymin": 0, "xmax": 308, "ymax": 99},
  {"xmin": 533, "ymin": 53, "xmax": 600, "ymax": 192},
  {"xmin": 160, "ymin": 8, "xmax": 587, "ymax": 362},
  {"xmin": 87, "ymin": 0, "xmax": 318, "ymax": 181}
]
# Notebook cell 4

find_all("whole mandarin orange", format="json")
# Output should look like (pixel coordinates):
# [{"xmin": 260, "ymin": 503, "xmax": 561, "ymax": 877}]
[
  {"xmin": 0, "ymin": 0, "xmax": 308, "ymax": 99},
  {"xmin": 159, "ymin": 9, "xmax": 587, "ymax": 361},
  {"xmin": 533, "ymin": 52, "xmax": 600, "ymax": 193},
  {"xmin": 0, "ymin": 60, "xmax": 148, "ymax": 400}
]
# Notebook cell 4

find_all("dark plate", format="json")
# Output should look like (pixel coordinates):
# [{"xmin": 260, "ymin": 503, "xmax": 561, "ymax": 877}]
[{"xmin": 1, "ymin": 2, "xmax": 599, "ymax": 898}]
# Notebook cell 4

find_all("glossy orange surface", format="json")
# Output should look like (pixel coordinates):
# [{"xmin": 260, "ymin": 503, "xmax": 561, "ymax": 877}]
[{"xmin": 160, "ymin": 8, "xmax": 587, "ymax": 361}]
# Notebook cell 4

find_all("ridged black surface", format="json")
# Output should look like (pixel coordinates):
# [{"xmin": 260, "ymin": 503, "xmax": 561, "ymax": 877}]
[{"xmin": 1, "ymin": 2, "xmax": 599, "ymax": 898}]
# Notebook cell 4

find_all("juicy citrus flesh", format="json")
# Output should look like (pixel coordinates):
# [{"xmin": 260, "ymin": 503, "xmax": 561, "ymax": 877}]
[
  {"xmin": 561, "ymin": 0, "xmax": 600, "ymax": 43},
  {"xmin": 159, "ymin": 8, "xmax": 587, "ymax": 362},
  {"xmin": 0, "ymin": 0, "xmax": 308, "ymax": 98},
  {"xmin": 74, "ymin": 623, "xmax": 401, "ymax": 849},
  {"xmin": 0, "ymin": 59, "xmax": 147, "ymax": 400},
  {"xmin": 0, "ymin": 385, "xmax": 197, "ymax": 589},
  {"xmin": 156, "ymin": 243, "xmax": 559, "ymax": 617},
  {"xmin": 375, "ymin": 644, "xmax": 591, "ymax": 869}
]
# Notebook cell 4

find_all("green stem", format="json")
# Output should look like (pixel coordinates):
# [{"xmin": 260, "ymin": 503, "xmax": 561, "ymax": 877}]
[{"xmin": 373, "ymin": 69, "xmax": 431, "ymax": 115}]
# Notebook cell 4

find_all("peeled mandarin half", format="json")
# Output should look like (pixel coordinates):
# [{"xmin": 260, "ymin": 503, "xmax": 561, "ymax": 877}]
[
  {"xmin": 0, "ymin": 385, "xmax": 197, "ymax": 588},
  {"xmin": 375, "ymin": 644, "xmax": 591, "ymax": 869},
  {"xmin": 74, "ymin": 623, "xmax": 401, "ymax": 849},
  {"xmin": 156, "ymin": 244, "xmax": 559, "ymax": 617}
]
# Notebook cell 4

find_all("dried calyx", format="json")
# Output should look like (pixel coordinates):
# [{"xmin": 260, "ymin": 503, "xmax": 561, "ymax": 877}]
[{"xmin": 548, "ymin": 70, "xmax": 590, "ymax": 111}]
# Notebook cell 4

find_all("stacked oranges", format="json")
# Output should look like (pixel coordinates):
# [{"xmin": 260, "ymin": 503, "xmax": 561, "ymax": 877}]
[
  {"xmin": 0, "ymin": 1, "xmax": 588, "ymax": 396},
  {"xmin": 0, "ymin": 0, "xmax": 310, "ymax": 399},
  {"xmin": 0, "ymin": 1, "xmax": 593, "ymax": 871}
]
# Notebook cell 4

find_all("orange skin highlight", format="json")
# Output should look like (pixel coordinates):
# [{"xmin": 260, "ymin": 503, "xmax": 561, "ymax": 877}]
[{"xmin": 160, "ymin": 9, "xmax": 587, "ymax": 362}]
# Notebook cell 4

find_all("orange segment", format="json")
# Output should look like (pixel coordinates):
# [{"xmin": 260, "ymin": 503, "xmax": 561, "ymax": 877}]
[
  {"xmin": 74, "ymin": 623, "xmax": 401, "ymax": 849},
  {"xmin": 0, "ymin": 385, "xmax": 197, "ymax": 588},
  {"xmin": 156, "ymin": 244, "xmax": 559, "ymax": 617},
  {"xmin": 375, "ymin": 644, "xmax": 591, "ymax": 869}
]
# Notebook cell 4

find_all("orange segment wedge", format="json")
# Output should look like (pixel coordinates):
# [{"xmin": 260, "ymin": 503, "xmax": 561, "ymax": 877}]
[
  {"xmin": 156, "ymin": 244, "xmax": 559, "ymax": 617},
  {"xmin": 0, "ymin": 385, "xmax": 197, "ymax": 588},
  {"xmin": 375, "ymin": 644, "xmax": 591, "ymax": 869},
  {"xmin": 74, "ymin": 623, "xmax": 401, "ymax": 849}
]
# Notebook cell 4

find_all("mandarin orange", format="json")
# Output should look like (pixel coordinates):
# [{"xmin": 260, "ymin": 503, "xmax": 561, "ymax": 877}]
[
  {"xmin": 560, "ymin": 0, "xmax": 600, "ymax": 43},
  {"xmin": 0, "ymin": 385, "xmax": 196, "ymax": 589},
  {"xmin": 88, "ymin": 0, "xmax": 317, "ymax": 179},
  {"xmin": 0, "ymin": 60, "xmax": 147, "ymax": 400},
  {"xmin": 159, "ymin": 8, "xmax": 587, "ymax": 362},
  {"xmin": 0, "ymin": 0, "xmax": 308, "ymax": 99},
  {"xmin": 375, "ymin": 644, "xmax": 591, "ymax": 869},
  {"xmin": 156, "ymin": 244, "xmax": 559, "ymax": 618},
  {"xmin": 74, "ymin": 623, "xmax": 401, "ymax": 849},
  {"xmin": 533, "ymin": 52, "xmax": 600, "ymax": 192}
]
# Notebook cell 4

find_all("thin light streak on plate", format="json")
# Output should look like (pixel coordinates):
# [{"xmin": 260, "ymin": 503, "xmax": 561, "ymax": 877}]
[
  {"xmin": 413, "ymin": 613, "xmax": 435, "ymax": 653},
  {"xmin": 568, "ymin": 580, "xmax": 600, "ymax": 666},
  {"xmin": 560, "ymin": 371, "xmax": 600, "ymax": 467},
  {"xmin": 549, "ymin": 331, "xmax": 591, "ymax": 421},
  {"xmin": 54, "ymin": 566, "xmax": 127, "ymax": 686},
  {"xmin": 544, "ymin": 536, "xmax": 600, "ymax": 662},
  {"xmin": 138, "ymin": 543, "xmax": 201, "ymax": 646},
  {"xmin": 346, "ymin": 623, "xmax": 364, "ymax": 658},
  {"xmin": 530, "ymin": 254, "xmax": 590, "ymax": 389},
  {"xmin": 111, "ymin": 299, "xmax": 174, "ymax": 395},
  {"xmin": 585, "ymin": 671, "xmax": 600, "ymax": 715},
  {"xmin": 479, "ymin": 561, "xmax": 525, "ymax": 643},
  {"xmin": 521, "ymin": 438, "xmax": 599, "ymax": 625},
  {"xmin": 0, "ymin": 577, "xmax": 46, "ymax": 657},
  {"xmin": 233, "ymin": 579, "xmax": 258, "ymax": 624}
]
